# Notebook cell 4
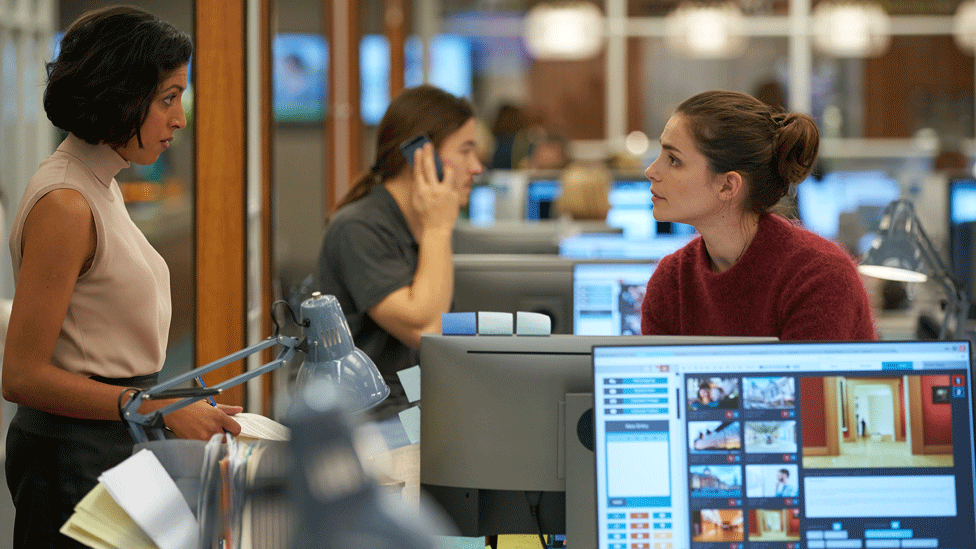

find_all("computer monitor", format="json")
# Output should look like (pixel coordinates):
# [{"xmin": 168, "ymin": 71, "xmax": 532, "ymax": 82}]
[
  {"xmin": 526, "ymin": 176, "xmax": 562, "ymax": 220},
  {"xmin": 360, "ymin": 33, "xmax": 474, "ymax": 125},
  {"xmin": 487, "ymin": 170, "xmax": 529, "ymax": 222},
  {"xmin": 453, "ymin": 255, "xmax": 647, "ymax": 334},
  {"xmin": 606, "ymin": 178, "xmax": 654, "ymax": 239},
  {"xmin": 465, "ymin": 184, "xmax": 496, "ymax": 226},
  {"xmin": 948, "ymin": 178, "xmax": 976, "ymax": 297},
  {"xmin": 573, "ymin": 262, "xmax": 657, "ymax": 336},
  {"xmin": 592, "ymin": 340, "xmax": 976, "ymax": 549},
  {"xmin": 559, "ymin": 233, "xmax": 695, "ymax": 260},
  {"xmin": 453, "ymin": 221, "xmax": 622, "ymax": 256},
  {"xmin": 796, "ymin": 171, "xmax": 901, "ymax": 253},
  {"xmin": 419, "ymin": 333, "xmax": 776, "ymax": 538}
]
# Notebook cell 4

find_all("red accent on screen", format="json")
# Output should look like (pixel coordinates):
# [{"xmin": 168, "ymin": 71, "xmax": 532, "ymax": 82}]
[
  {"xmin": 921, "ymin": 375, "xmax": 953, "ymax": 445},
  {"xmin": 800, "ymin": 377, "xmax": 826, "ymax": 447}
]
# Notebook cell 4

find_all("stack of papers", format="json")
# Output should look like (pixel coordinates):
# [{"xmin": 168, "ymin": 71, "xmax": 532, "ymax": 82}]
[{"xmin": 61, "ymin": 449, "xmax": 198, "ymax": 549}]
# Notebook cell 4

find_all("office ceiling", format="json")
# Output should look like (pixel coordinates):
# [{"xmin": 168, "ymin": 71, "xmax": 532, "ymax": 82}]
[{"xmin": 439, "ymin": 0, "xmax": 966, "ymax": 17}]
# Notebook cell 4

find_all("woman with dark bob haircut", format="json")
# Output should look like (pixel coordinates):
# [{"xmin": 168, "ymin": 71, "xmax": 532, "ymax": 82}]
[
  {"xmin": 3, "ymin": 6, "xmax": 241, "ymax": 548},
  {"xmin": 640, "ymin": 90, "xmax": 876, "ymax": 341}
]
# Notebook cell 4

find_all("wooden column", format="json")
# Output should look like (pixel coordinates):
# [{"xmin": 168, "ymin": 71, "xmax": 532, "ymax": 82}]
[
  {"xmin": 194, "ymin": 0, "xmax": 246, "ymax": 406},
  {"xmin": 324, "ymin": 0, "xmax": 362, "ymax": 214},
  {"xmin": 385, "ymin": 0, "xmax": 408, "ymax": 99},
  {"xmin": 259, "ymin": 0, "xmax": 275, "ymax": 416}
]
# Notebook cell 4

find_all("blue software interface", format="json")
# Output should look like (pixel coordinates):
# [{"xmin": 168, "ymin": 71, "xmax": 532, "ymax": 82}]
[
  {"xmin": 607, "ymin": 179, "xmax": 696, "ymax": 240},
  {"xmin": 796, "ymin": 172, "xmax": 900, "ymax": 253},
  {"xmin": 526, "ymin": 179, "xmax": 561, "ymax": 220},
  {"xmin": 592, "ymin": 341, "xmax": 976, "ymax": 549},
  {"xmin": 573, "ymin": 262, "xmax": 657, "ymax": 336},
  {"xmin": 949, "ymin": 179, "xmax": 976, "ymax": 296}
]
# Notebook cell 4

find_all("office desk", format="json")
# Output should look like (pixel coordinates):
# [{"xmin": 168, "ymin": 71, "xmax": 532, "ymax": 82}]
[{"xmin": 370, "ymin": 443, "xmax": 420, "ymax": 509}]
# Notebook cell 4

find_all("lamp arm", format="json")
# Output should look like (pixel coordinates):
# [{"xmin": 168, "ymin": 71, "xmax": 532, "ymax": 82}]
[
  {"xmin": 915, "ymin": 219, "xmax": 970, "ymax": 339},
  {"xmin": 122, "ymin": 334, "xmax": 301, "ymax": 443}
]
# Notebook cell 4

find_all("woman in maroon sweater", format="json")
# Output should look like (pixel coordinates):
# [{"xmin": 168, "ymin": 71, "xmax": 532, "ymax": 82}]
[{"xmin": 641, "ymin": 90, "xmax": 876, "ymax": 341}]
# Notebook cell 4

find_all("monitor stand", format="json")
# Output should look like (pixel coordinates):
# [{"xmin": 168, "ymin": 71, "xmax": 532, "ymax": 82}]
[{"xmin": 565, "ymin": 392, "xmax": 596, "ymax": 549}]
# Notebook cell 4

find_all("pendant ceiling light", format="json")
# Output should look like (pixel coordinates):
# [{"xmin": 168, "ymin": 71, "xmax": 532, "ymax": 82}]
[
  {"xmin": 664, "ymin": 2, "xmax": 748, "ymax": 59},
  {"xmin": 811, "ymin": 0, "xmax": 891, "ymax": 57},
  {"xmin": 953, "ymin": 0, "xmax": 976, "ymax": 54},
  {"xmin": 524, "ymin": 1, "xmax": 606, "ymax": 60}
]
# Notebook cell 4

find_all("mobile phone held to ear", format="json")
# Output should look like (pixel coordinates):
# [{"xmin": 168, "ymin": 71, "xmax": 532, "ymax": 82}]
[{"xmin": 399, "ymin": 134, "xmax": 444, "ymax": 181}]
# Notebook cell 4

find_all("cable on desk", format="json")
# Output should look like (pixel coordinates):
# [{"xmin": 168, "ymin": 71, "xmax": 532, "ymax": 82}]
[{"xmin": 525, "ymin": 490, "xmax": 547, "ymax": 549}]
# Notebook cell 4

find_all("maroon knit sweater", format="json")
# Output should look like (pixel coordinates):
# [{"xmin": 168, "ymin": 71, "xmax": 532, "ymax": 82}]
[{"xmin": 641, "ymin": 214, "xmax": 877, "ymax": 341}]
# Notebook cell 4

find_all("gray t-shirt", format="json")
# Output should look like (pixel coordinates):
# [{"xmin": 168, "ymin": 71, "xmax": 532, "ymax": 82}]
[{"xmin": 315, "ymin": 185, "xmax": 418, "ymax": 413}]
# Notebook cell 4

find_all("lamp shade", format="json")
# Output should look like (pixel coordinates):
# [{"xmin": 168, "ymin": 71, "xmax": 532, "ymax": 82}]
[
  {"xmin": 858, "ymin": 200, "xmax": 928, "ymax": 283},
  {"xmin": 296, "ymin": 293, "xmax": 390, "ymax": 411},
  {"xmin": 812, "ymin": 0, "xmax": 891, "ymax": 58},
  {"xmin": 523, "ymin": 1, "xmax": 605, "ymax": 60}
]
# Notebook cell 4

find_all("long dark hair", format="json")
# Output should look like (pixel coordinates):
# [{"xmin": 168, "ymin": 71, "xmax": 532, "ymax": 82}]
[
  {"xmin": 676, "ymin": 90, "xmax": 819, "ymax": 216},
  {"xmin": 44, "ymin": 5, "xmax": 192, "ymax": 148},
  {"xmin": 335, "ymin": 85, "xmax": 474, "ymax": 211}
]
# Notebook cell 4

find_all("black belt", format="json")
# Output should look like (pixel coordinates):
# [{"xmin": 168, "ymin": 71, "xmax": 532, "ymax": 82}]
[{"xmin": 11, "ymin": 372, "xmax": 159, "ymax": 437}]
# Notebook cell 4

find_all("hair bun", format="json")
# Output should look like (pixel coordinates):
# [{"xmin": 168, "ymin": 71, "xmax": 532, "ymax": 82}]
[{"xmin": 773, "ymin": 113, "xmax": 819, "ymax": 186}]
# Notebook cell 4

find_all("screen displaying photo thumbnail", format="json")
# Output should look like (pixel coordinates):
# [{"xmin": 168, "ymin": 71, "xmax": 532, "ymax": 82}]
[
  {"xmin": 745, "ymin": 464, "xmax": 799, "ymax": 498},
  {"xmin": 748, "ymin": 508, "xmax": 800, "ymax": 541},
  {"xmin": 745, "ymin": 421, "xmax": 797, "ymax": 454},
  {"xmin": 687, "ymin": 377, "xmax": 740, "ymax": 410},
  {"xmin": 619, "ymin": 284, "xmax": 645, "ymax": 336},
  {"xmin": 689, "ymin": 465, "xmax": 743, "ymax": 498},
  {"xmin": 691, "ymin": 509, "xmax": 745, "ymax": 542},
  {"xmin": 689, "ymin": 421, "xmax": 742, "ymax": 452},
  {"xmin": 743, "ymin": 376, "xmax": 796, "ymax": 409},
  {"xmin": 800, "ymin": 375, "xmax": 955, "ymax": 468}
]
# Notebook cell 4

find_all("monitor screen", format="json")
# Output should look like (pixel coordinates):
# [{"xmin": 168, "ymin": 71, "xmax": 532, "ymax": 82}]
[
  {"xmin": 361, "ymin": 33, "xmax": 474, "ymax": 126},
  {"xmin": 559, "ymin": 233, "xmax": 694, "ymax": 260},
  {"xmin": 607, "ymin": 179, "xmax": 654, "ymax": 239},
  {"xmin": 526, "ymin": 178, "xmax": 562, "ymax": 220},
  {"xmin": 949, "ymin": 179, "xmax": 976, "ymax": 225},
  {"xmin": 607, "ymin": 179, "xmax": 695, "ymax": 240},
  {"xmin": 573, "ymin": 262, "xmax": 657, "ymax": 336},
  {"xmin": 796, "ymin": 172, "xmax": 901, "ymax": 253},
  {"xmin": 593, "ymin": 340, "xmax": 976, "ymax": 549},
  {"xmin": 419, "ymin": 333, "xmax": 776, "ymax": 538},
  {"xmin": 949, "ymin": 178, "xmax": 976, "ymax": 297},
  {"xmin": 466, "ymin": 184, "xmax": 496, "ymax": 226},
  {"xmin": 273, "ymin": 33, "xmax": 328, "ymax": 123}
]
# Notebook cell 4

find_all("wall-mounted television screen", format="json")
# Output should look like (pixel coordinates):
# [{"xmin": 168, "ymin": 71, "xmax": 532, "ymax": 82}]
[{"xmin": 273, "ymin": 33, "xmax": 328, "ymax": 123}]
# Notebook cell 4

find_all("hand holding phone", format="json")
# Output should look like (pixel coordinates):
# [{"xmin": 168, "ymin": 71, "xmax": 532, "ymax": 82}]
[{"xmin": 400, "ymin": 134, "xmax": 444, "ymax": 181}]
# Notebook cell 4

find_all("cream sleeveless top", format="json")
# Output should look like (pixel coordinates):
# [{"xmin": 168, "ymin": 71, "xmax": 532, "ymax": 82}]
[{"xmin": 9, "ymin": 134, "xmax": 171, "ymax": 378}]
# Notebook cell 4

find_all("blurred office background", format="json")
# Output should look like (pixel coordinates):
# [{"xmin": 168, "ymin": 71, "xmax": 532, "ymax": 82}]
[{"xmin": 1, "ymin": 0, "xmax": 975, "ymax": 545}]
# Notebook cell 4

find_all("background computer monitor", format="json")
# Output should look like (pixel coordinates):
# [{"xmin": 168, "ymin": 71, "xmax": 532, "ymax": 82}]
[
  {"xmin": 453, "ymin": 221, "xmax": 622, "ymax": 256},
  {"xmin": 452, "ymin": 255, "xmax": 650, "ymax": 334},
  {"xmin": 558, "ymin": 233, "xmax": 694, "ymax": 260},
  {"xmin": 605, "ymin": 177, "xmax": 693, "ymax": 239},
  {"xmin": 573, "ymin": 262, "xmax": 657, "ymax": 335},
  {"xmin": 525, "ymin": 175, "xmax": 562, "ymax": 220},
  {"xmin": 606, "ymin": 177, "xmax": 654, "ymax": 239},
  {"xmin": 948, "ymin": 178, "xmax": 976, "ymax": 297},
  {"xmin": 419, "ymin": 334, "xmax": 776, "ymax": 538},
  {"xmin": 796, "ymin": 171, "xmax": 901, "ymax": 253}
]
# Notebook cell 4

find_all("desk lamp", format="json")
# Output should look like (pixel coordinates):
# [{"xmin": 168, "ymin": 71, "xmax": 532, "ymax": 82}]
[
  {"xmin": 858, "ymin": 198, "xmax": 970, "ymax": 340},
  {"xmin": 122, "ymin": 293, "xmax": 389, "ymax": 443}
]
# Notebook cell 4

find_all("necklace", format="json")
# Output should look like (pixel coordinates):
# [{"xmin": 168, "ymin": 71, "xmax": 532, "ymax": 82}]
[{"xmin": 734, "ymin": 239, "xmax": 749, "ymax": 263}]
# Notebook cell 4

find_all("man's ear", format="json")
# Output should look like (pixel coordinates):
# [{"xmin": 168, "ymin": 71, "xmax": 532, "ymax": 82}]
[{"xmin": 717, "ymin": 171, "xmax": 745, "ymax": 203}]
